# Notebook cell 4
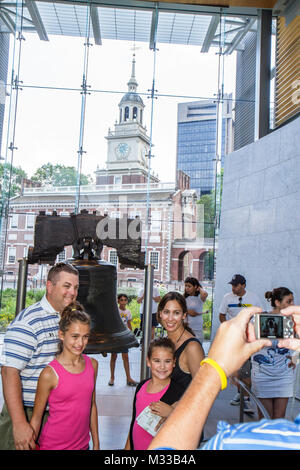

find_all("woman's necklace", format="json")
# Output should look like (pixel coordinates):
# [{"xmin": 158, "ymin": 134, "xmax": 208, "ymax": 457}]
[{"xmin": 176, "ymin": 327, "xmax": 185, "ymax": 344}]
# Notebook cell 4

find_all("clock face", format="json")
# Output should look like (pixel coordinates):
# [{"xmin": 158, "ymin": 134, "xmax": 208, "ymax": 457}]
[{"xmin": 115, "ymin": 142, "xmax": 130, "ymax": 160}]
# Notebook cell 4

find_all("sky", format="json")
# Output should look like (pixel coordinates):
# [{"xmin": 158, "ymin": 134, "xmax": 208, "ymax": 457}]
[{"xmin": 2, "ymin": 33, "xmax": 236, "ymax": 184}]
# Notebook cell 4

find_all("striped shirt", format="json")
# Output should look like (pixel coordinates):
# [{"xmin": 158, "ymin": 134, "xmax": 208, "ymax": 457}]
[
  {"xmin": 201, "ymin": 416, "xmax": 300, "ymax": 450},
  {"xmin": 0, "ymin": 295, "xmax": 60, "ymax": 407}
]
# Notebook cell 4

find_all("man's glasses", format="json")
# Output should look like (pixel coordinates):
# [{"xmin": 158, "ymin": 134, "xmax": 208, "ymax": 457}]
[{"xmin": 238, "ymin": 297, "xmax": 243, "ymax": 307}]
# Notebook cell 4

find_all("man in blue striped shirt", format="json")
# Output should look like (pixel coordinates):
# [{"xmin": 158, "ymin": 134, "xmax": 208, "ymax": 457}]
[
  {"xmin": 0, "ymin": 262, "xmax": 79, "ymax": 450},
  {"xmin": 149, "ymin": 305, "xmax": 300, "ymax": 450}
]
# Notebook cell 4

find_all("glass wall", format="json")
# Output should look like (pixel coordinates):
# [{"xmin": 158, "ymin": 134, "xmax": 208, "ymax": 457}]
[{"xmin": 0, "ymin": 1, "xmax": 271, "ymax": 342}]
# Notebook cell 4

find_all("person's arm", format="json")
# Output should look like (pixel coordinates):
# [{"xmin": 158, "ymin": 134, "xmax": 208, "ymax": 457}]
[
  {"xmin": 219, "ymin": 313, "xmax": 226, "ymax": 323},
  {"xmin": 148, "ymin": 306, "xmax": 271, "ymax": 450},
  {"xmin": 127, "ymin": 319, "xmax": 132, "ymax": 331},
  {"xmin": 1, "ymin": 366, "xmax": 36, "ymax": 450},
  {"xmin": 137, "ymin": 292, "xmax": 144, "ymax": 304},
  {"xmin": 187, "ymin": 309, "xmax": 198, "ymax": 317},
  {"xmin": 219, "ymin": 296, "xmax": 227, "ymax": 323},
  {"xmin": 30, "ymin": 366, "xmax": 57, "ymax": 445},
  {"xmin": 153, "ymin": 287, "xmax": 161, "ymax": 304},
  {"xmin": 198, "ymin": 287, "xmax": 208, "ymax": 303},
  {"xmin": 90, "ymin": 359, "xmax": 100, "ymax": 450},
  {"xmin": 150, "ymin": 401, "xmax": 174, "ymax": 419},
  {"xmin": 124, "ymin": 432, "xmax": 131, "ymax": 450},
  {"xmin": 150, "ymin": 401, "xmax": 177, "ymax": 433}
]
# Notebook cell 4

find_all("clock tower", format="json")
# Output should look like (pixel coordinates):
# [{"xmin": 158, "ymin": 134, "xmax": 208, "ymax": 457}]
[{"xmin": 96, "ymin": 54, "xmax": 159, "ymax": 185}]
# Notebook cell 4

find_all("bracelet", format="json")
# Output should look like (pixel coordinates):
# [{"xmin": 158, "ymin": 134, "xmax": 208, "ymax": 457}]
[{"xmin": 200, "ymin": 358, "xmax": 227, "ymax": 390}]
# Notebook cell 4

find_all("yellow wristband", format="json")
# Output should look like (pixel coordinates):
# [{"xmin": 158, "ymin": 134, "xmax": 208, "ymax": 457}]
[{"xmin": 200, "ymin": 358, "xmax": 227, "ymax": 390}]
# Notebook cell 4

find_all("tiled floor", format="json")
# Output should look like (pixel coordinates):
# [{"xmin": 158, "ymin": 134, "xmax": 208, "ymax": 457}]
[{"xmin": 1, "ymin": 337, "xmax": 300, "ymax": 450}]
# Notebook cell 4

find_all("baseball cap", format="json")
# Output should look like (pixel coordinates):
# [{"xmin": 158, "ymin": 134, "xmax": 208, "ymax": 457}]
[{"xmin": 228, "ymin": 274, "xmax": 246, "ymax": 286}]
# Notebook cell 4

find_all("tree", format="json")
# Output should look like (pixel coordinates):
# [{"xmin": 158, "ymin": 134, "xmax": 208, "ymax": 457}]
[
  {"xmin": 0, "ymin": 163, "xmax": 28, "ymax": 215},
  {"xmin": 31, "ymin": 163, "xmax": 93, "ymax": 187},
  {"xmin": 197, "ymin": 168, "xmax": 224, "ymax": 238},
  {"xmin": 197, "ymin": 193, "xmax": 215, "ymax": 238}
]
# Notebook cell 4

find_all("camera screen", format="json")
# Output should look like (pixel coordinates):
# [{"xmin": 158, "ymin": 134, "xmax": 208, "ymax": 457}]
[{"xmin": 260, "ymin": 315, "xmax": 283, "ymax": 338}]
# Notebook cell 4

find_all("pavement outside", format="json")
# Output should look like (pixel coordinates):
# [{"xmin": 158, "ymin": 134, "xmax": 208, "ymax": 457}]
[{"xmin": 0, "ymin": 336, "xmax": 300, "ymax": 450}]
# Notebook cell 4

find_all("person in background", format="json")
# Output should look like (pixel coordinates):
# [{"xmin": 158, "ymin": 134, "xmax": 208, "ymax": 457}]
[
  {"xmin": 137, "ymin": 284, "xmax": 161, "ymax": 340},
  {"xmin": 108, "ymin": 294, "xmax": 137, "ymax": 387},
  {"xmin": 30, "ymin": 302, "xmax": 99, "ymax": 450},
  {"xmin": 219, "ymin": 274, "xmax": 262, "ymax": 413},
  {"xmin": 148, "ymin": 305, "xmax": 300, "ymax": 450},
  {"xmin": 0, "ymin": 262, "xmax": 79, "ymax": 450},
  {"xmin": 251, "ymin": 287, "xmax": 295, "ymax": 420},
  {"xmin": 184, "ymin": 277, "xmax": 208, "ymax": 343}
]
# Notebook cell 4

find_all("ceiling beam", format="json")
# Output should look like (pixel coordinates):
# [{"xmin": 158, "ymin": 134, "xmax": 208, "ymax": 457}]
[
  {"xmin": 224, "ymin": 17, "xmax": 256, "ymax": 54},
  {"xmin": 201, "ymin": 15, "xmax": 220, "ymax": 52},
  {"xmin": 149, "ymin": 7, "xmax": 159, "ymax": 50},
  {"xmin": 90, "ymin": 5, "xmax": 102, "ymax": 45},
  {"xmin": 24, "ymin": 0, "xmax": 48, "ymax": 41},
  {"xmin": 0, "ymin": 10, "xmax": 16, "ymax": 33}
]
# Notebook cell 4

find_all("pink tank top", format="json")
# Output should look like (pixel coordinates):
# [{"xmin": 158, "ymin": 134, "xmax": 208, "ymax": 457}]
[
  {"xmin": 132, "ymin": 380, "xmax": 170, "ymax": 450},
  {"xmin": 38, "ymin": 354, "xmax": 95, "ymax": 450}
]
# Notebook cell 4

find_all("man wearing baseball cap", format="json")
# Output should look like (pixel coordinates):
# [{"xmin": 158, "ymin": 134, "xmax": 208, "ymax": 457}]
[{"xmin": 219, "ymin": 274, "xmax": 262, "ymax": 412}]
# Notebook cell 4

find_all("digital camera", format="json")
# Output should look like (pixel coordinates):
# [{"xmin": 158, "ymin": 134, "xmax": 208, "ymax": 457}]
[{"xmin": 254, "ymin": 312, "xmax": 294, "ymax": 339}]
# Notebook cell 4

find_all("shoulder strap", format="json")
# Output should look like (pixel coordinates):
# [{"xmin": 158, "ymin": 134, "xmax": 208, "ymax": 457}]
[
  {"xmin": 176, "ymin": 337, "xmax": 200, "ymax": 356},
  {"xmin": 83, "ymin": 354, "xmax": 94, "ymax": 373}
]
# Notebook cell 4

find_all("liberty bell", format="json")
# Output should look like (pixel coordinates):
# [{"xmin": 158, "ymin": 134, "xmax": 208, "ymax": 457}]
[{"xmin": 28, "ymin": 210, "xmax": 145, "ymax": 353}]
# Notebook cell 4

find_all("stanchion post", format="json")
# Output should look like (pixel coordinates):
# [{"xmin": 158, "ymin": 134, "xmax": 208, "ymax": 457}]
[
  {"xmin": 15, "ymin": 257, "xmax": 28, "ymax": 316},
  {"xmin": 140, "ymin": 264, "xmax": 154, "ymax": 381}
]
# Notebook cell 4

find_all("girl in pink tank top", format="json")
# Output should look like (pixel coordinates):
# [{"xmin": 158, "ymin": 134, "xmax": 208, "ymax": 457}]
[
  {"xmin": 125, "ymin": 337, "xmax": 184, "ymax": 450},
  {"xmin": 30, "ymin": 302, "xmax": 99, "ymax": 450}
]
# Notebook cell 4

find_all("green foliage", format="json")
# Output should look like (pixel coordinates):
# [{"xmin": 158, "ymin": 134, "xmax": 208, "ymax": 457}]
[
  {"xmin": 31, "ymin": 162, "xmax": 93, "ymax": 187},
  {"xmin": 0, "ymin": 163, "xmax": 28, "ymax": 215},
  {"xmin": 197, "ymin": 192, "xmax": 215, "ymax": 238},
  {"xmin": 197, "ymin": 168, "xmax": 224, "ymax": 239},
  {"xmin": 0, "ymin": 289, "xmax": 45, "ymax": 330},
  {"xmin": 203, "ymin": 298, "xmax": 212, "ymax": 340}
]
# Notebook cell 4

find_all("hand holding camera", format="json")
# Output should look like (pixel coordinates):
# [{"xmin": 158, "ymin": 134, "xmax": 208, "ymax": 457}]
[
  {"xmin": 208, "ymin": 305, "xmax": 300, "ymax": 379},
  {"xmin": 277, "ymin": 305, "xmax": 300, "ymax": 352},
  {"xmin": 207, "ymin": 306, "xmax": 272, "ymax": 378}
]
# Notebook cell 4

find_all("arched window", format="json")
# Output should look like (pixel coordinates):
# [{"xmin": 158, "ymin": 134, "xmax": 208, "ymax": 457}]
[
  {"xmin": 140, "ymin": 109, "xmax": 143, "ymax": 124},
  {"xmin": 124, "ymin": 107, "xmax": 129, "ymax": 121},
  {"xmin": 133, "ymin": 107, "xmax": 138, "ymax": 120}
]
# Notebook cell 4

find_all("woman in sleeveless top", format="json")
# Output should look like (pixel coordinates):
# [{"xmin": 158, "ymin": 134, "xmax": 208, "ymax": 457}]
[{"xmin": 157, "ymin": 292, "xmax": 205, "ymax": 390}]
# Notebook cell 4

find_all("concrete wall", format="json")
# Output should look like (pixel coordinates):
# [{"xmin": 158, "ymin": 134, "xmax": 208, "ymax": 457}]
[{"xmin": 212, "ymin": 115, "xmax": 300, "ymax": 337}]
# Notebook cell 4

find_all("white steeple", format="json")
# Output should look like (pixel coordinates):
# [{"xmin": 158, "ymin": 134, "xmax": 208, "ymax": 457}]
[{"xmin": 118, "ymin": 54, "xmax": 145, "ymax": 125}]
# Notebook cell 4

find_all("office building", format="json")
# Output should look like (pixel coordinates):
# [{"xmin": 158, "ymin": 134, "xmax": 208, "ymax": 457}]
[{"xmin": 176, "ymin": 97, "xmax": 233, "ymax": 197}]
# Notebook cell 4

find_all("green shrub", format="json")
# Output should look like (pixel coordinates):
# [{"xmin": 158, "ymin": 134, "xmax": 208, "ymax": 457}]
[
  {"xmin": 0, "ymin": 288, "xmax": 45, "ymax": 330},
  {"xmin": 203, "ymin": 298, "xmax": 212, "ymax": 340}
]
